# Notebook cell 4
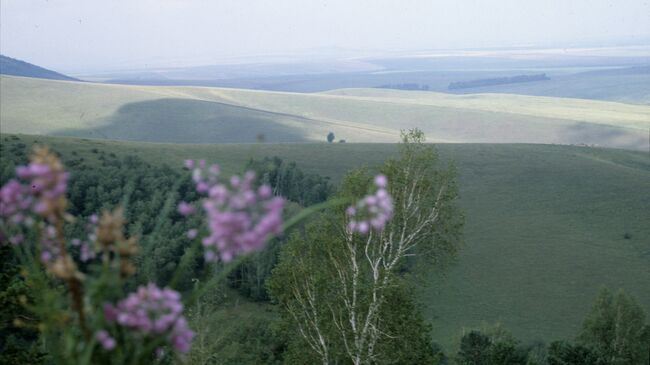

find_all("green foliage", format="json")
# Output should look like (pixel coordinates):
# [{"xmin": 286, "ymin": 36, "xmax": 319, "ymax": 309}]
[
  {"xmin": 270, "ymin": 222, "xmax": 445, "ymax": 364},
  {"xmin": 0, "ymin": 246, "xmax": 45, "ymax": 365},
  {"xmin": 270, "ymin": 130, "xmax": 463, "ymax": 364},
  {"xmin": 327, "ymin": 132, "xmax": 335, "ymax": 143},
  {"xmin": 245, "ymin": 156, "xmax": 334, "ymax": 206},
  {"xmin": 387, "ymin": 129, "xmax": 463, "ymax": 273},
  {"xmin": 227, "ymin": 240, "xmax": 282, "ymax": 302},
  {"xmin": 578, "ymin": 288, "xmax": 650, "ymax": 364},
  {"xmin": 547, "ymin": 341, "xmax": 602, "ymax": 365},
  {"xmin": 489, "ymin": 340, "xmax": 528, "ymax": 365},
  {"xmin": 186, "ymin": 295, "xmax": 286, "ymax": 365},
  {"xmin": 455, "ymin": 329, "xmax": 528, "ymax": 365},
  {"xmin": 456, "ymin": 331, "xmax": 492, "ymax": 365},
  {"xmin": 267, "ymin": 220, "xmax": 340, "ymax": 363},
  {"xmin": 371, "ymin": 283, "xmax": 442, "ymax": 364},
  {"xmin": 524, "ymin": 342, "xmax": 549, "ymax": 365}
]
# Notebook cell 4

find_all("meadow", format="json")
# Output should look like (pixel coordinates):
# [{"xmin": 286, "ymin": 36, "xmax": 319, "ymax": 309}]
[
  {"xmin": 3, "ymin": 133, "xmax": 649, "ymax": 349},
  {"xmin": 2, "ymin": 75, "xmax": 649, "ymax": 149}
]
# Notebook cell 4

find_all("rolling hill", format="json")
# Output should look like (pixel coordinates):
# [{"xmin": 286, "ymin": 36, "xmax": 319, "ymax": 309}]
[
  {"xmin": 98, "ymin": 65, "xmax": 650, "ymax": 105},
  {"xmin": 1, "ymin": 75, "xmax": 649, "ymax": 149},
  {"xmin": 0, "ymin": 55, "xmax": 78, "ymax": 81},
  {"xmin": 2, "ymin": 134, "xmax": 649, "ymax": 348}
]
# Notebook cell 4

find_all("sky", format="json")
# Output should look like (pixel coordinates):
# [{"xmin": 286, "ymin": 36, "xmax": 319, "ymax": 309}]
[{"xmin": 1, "ymin": 0, "xmax": 649, "ymax": 72}]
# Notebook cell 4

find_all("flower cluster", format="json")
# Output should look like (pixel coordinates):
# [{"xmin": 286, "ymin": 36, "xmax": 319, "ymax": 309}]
[
  {"xmin": 1, "ymin": 147, "xmax": 69, "ymax": 244},
  {"xmin": 39, "ymin": 224, "xmax": 60, "ymax": 263},
  {"xmin": 71, "ymin": 214, "xmax": 98, "ymax": 262},
  {"xmin": 16, "ymin": 147, "xmax": 69, "ymax": 222},
  {"xmin": 95, "ymin": 330, "xmax": 116, "ymax": 351},
  {"xmin": 103, "ymin": 283, "xmax": 194, "ymax": 353},
  {"xmin": 179, "ymin": 160, "xmax": 285, "ymax": 262},
  {"xmin": 346, "ymin": 174, "xmax": 393, "ymax": 234},
  {"xmin": 0, "ymin": 179, "xmax": 33, "ymax": 228}
]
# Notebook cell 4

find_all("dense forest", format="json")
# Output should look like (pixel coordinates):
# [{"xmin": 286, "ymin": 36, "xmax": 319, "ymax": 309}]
[{"xmin": 1, "ymin": 134, "xmax": 648, "ymax": 364}]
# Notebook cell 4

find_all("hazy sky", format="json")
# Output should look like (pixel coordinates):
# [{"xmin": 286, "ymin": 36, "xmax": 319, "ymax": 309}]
[{"xmin": 1, "ymin": 0, "xmax": 649, "ymax": 72}]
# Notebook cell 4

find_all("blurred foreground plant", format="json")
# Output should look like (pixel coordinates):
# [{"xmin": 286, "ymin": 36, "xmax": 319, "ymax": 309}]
[{"xmin": 0, "ymin": 148, "xmax": 386, "ymax": 364}]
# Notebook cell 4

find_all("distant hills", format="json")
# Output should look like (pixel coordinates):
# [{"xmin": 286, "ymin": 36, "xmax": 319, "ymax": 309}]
[
  {"xmin": 0, "ymin": 55, "xmax": 78, "ymax": 81},
  {"xmin": 1, "ymin": 75, "xmax": 648, "ymax": 150}
]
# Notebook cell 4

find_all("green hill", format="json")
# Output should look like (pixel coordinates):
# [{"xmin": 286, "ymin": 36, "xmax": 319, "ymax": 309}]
[
  {"xmin": 0, "ymin": 55, "xmax": 78, "ymax": 81},
  {"xmin": 1, "ymin": 76, "xmax": 648, "ymax": 149},
  {"xmin": 3, "ymin": 134, "xmax": 648, "ymax": 348}
]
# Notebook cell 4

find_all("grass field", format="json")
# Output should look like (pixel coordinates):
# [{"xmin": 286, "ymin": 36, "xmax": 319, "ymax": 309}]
[
  {"xmin": 2, "ymin": 76, "xmax": 649, "ymax": 149},
  {"xmin": 3, "ymin": 134, "xmax": 649, "ymax": 348}
]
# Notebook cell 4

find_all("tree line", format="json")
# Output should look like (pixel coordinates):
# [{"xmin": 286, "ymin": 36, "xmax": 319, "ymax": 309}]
[
  {"xmin": 376, "ymin": 83, "xmax": 431, "ymax": 91},
  {"xmin": 448, "ymin": 74, "xmax": 550, "ymax": 90}
]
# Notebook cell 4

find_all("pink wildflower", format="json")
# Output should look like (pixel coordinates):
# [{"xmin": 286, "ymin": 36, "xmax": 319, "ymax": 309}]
[
  {"xmin": 9, "ymin": 234, "xmax": 24, "ymax": 245},
  {"xmin": 347, "ymin": 174, "xmax": 393, "ymax": 234},
  {"xmin": 95, "ymin": 330, "xmax": 116, "ymax": 351},
  {"xmin": 16, "ymin": 158, "xmax": 68, "ymax": 221},
  {"xmin": 183, "ymin": 160, "xmax": 285, "ymax": 262},
  {"xmin": 201, "ymin": 173, "xmax": 284, "ymax": 262},
  {"xmin": 374, "ymin": 174, "xmax": 388, "ymax": 188},
  {"xmin": 177, "ymin": 201, "xmax": 195, "ymax": 216},
  {"xmin": 0, "ymin": 179, "xmax": 33, "ymax": 224},
  {"xmin": 0, "ymin": 148, "xmax": 69, "ymax": 239},
  {"xmin": 70, "ymin": 214, "xmax": 98, "ymax": 262},
  {"xmin": 103, "ymin": 283, "xmax": 194, "ymax": 353},
  {"xmin": 40, "ymin": 225, "xmax": 60, "ymax": 263}
]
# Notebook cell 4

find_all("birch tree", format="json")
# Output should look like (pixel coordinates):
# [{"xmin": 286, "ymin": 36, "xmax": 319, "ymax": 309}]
[{"xmin": 269, "ymin": 130, "xmax": 462, "ymax": 364}]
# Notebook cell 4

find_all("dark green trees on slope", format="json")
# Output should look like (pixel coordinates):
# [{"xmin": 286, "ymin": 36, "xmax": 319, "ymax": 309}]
[
  {"xmin": 456, "ymin": 330, "xmax": 528, "ymax": 365},
  {"xmin": 577, "ymin": 288, "xmax": 650, "ymax": 365},
  {"xmin": 245, "ymin": 156, "xmax": 334, "ymax": 207},
  {"xmin": 454, "ymin": 289, "xmax": 650, "ymax": 365}
]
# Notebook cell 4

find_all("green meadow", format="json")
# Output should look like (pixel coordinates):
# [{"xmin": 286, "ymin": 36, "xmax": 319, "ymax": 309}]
[
  {"xmin": 3, "ymin": 134, "xmax": 649, "ymax": 348},
  {"xmin": 2, "ymin": 76, "xmax": 649, "ymax": 149}
]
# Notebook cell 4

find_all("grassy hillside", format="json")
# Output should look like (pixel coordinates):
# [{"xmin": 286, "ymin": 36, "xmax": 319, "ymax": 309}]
[
  {"xmin": 0, "ymin": 55, "xmax": 78, "ymax": 81},
  {"xmin": 2, "ymin": 76, "xmax": 648, "ymax": 149},
  {"xmin": 3, "ymin": 134, "xmax": 649, "ymax": 348}
]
